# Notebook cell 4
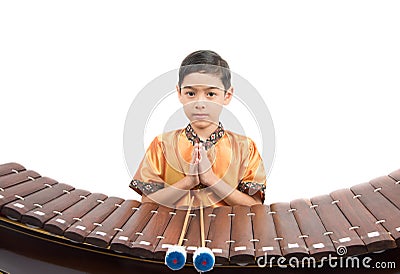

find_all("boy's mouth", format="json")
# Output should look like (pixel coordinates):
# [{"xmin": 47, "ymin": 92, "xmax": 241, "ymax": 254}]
[{"xmin": 192, "ymin": 114, "xmax": 209, "ymax": 119}]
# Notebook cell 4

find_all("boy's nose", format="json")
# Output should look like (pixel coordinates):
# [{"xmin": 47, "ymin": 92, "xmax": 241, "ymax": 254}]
[{"xmin": 194, "ymin": 100, "xmax": 206, "ymax": 109}]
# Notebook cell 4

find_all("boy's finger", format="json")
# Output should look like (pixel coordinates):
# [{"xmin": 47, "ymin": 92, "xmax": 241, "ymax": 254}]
[
  {"xmin": 196, "ymin": 144, "xmax": 201, "ymax": 157},
  {"xmin": 191, "ymin": 147, "xmax": 198, "ymax": 160},
  {"xmin": 199, "ymin": 145, "xmax": 208, "ymax": 160}
]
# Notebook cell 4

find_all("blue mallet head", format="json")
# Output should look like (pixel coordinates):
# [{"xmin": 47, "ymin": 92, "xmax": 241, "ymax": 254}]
[
  {"xmin": 165, "ymin": 245, "xmax": 187, "ymax": 271},
  {"xmin": 193, "ymin": 247, "xmax": 215, "ymax": 272}
]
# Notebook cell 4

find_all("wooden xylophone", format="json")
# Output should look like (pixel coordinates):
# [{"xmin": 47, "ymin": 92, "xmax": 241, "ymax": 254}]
[{"xmin": 1, "ymin": 162, "xmax": 400, "ymax": 271}]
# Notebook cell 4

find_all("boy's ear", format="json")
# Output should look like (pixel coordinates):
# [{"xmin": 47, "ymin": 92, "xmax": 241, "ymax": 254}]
[
  {"xmin": 176, "ymin": 84, "xmax": 184, "ymax": 104},
  {"xmin": 223, "ymin": 86, "xmax": 234, "ymax": 105}
]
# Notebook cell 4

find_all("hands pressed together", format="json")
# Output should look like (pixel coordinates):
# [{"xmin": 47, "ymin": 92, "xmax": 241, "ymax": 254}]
[
  {"xmin": 143, "ymin": 141, "xmax": 261, "ymax": 207},
  {"xmin": 187, "ymin": 143, "xmax": 219, "ymax": 188}
]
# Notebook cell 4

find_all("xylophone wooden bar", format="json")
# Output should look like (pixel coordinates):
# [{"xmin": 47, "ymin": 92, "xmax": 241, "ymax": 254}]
[
  {"xmin": 0, "ymin": 177, "xmax": 58, "ymax": 209},
  {"xmin": 153, "ymin": 207, "xmax": 193, "ymax": 260},
  {"xmin": 0, "ymin": 170, "xmax": 41, "ymax": 189},
  {"xmin": 184, "ymin": 206, "xmax": 213, "ymax": 262},
  {"xmin": 63, "ymin": 196, "xmax": 124, "ymax": 243},
  {"xmin": 1, "ymin": 183, "xmax": 74, "ymax": 221},
  {"xmin": 330, "ymin": 189, "xmax": 396, "ymax": 252},
  {"xmin": 351, "ymin": 182, "xmax": 400, "ymax": 246},
  {"xmin": 229, "ymin": 205, "xmax": 255, "ymax": 264},
  {"xmin": 388, "ymin": 169, "xmax": 400, "ymax": 182},
  {"xmin": 0, "ymin": 162, "xmax": 25, "ymax": 177},
  {"xmin": 130, "ymin": 205, "xmax": 174, "ymax": 258},
  {"xmin": 269, "ymin": 202, "xmax": 308, "ymax": 258},
  {"xmin": 205, "ymin": 206, "xmax": 232, "ymax": 264},
  {"xmin": 310, "ymin": 194, "xmax": 366, "ymax": 255},
  {"xmin": 370, "ymin": 176, "xmax": 400, "ymax": 210},
  {"xmin": 290, "ymin": 198, "xmax": 336, "ymax": 259},
  {"xmin": 250, "ymin": 204, "xmax": 282, "ymax": 259},
  {"xmin": 21, "ymin": 189, "xmax": 91, "ymax": 228},
  {"xmin": 85, "ymin": 199, "xmax": 141, "ymax": 248},
  {"xmin": 43, "ymin": 192, "xmax": 108, "ymax": 235},
  {"xmin": 110, "ymin": 202, "xmax": 158, "ymax": 254}
]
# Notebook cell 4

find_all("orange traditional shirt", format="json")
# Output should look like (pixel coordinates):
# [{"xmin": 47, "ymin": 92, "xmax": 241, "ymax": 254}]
[{"xmin": 130, "ymin": 123, "xmax": 266, "ymax": 207}]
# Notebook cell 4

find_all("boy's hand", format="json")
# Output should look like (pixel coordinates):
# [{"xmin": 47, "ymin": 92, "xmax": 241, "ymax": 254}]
[
  {"xmin": 198, "ymin": 143, "xmax": 218, "ymax": 186},
  {"xmin": 187, "ymin": 143, "xmax": 200, "ymax": 188}
]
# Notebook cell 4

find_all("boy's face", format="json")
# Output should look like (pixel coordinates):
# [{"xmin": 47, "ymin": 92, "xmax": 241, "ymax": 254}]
[{"xmin": 177, "ymin": 72, "xmax": 233, "ymax": 130}]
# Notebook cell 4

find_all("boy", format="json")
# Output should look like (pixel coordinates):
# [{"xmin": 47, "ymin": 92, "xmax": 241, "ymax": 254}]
[{"xmin": 130, "ymin": 50, "xmax": 266, "ymax": 208}]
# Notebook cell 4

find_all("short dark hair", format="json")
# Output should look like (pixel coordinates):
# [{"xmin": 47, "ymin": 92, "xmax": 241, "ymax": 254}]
[{"xmin": 178, "ymin": 50, "xmax": 231, "ymax": 91}]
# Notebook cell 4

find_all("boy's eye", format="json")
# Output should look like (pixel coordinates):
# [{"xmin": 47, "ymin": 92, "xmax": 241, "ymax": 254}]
[
  {"xmin": 207, "ymin": 92, "xmax": 217, "ymax": 97},
  {"xmin": 185, "ymin": 91, "xmax": 195, "ymax": 97}
]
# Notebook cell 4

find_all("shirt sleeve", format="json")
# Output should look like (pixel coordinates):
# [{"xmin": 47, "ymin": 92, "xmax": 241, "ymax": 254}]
[
  {"xmin": 238, "ymin": 138, "xmax": 267, "ymax": 203},
  {"xmin": 129, "ymin": 136, "xmax": 165, "ymax": 196}
]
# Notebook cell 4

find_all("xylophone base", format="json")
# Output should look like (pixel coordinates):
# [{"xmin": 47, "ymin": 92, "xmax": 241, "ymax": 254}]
[{"xmin": 1, "ymin": 217, "xmax": 399, "ymax": 274}]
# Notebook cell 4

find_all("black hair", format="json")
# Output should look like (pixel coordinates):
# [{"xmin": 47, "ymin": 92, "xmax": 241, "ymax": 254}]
[{"xmin": 178, "ymin": 50, "xmax": 231, "ymax": 91}]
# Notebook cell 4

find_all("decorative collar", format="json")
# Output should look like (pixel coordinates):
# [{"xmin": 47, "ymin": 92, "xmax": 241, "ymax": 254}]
[{"xmin": 185, "ymin": 122, "xmax": 225, "ymax": 150}]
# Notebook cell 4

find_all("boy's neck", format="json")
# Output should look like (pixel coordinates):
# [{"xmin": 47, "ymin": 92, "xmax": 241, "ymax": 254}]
[{"xmin": 190, "ymin": 121, "xmax": 220, "ymax": 141}]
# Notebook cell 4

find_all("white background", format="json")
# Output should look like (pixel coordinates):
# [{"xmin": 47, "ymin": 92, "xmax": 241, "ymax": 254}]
[{"xmin": 0, "ymin": 1, "xmax": 399, "ymax": 204}]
